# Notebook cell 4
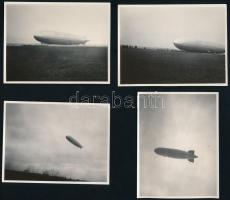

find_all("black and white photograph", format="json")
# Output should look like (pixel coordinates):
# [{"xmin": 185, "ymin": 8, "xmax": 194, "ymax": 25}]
[
  {"xmin": 4, "ymin": 2, "xmax": 110, "ymax": 83},
  {"xmin": 118, "ymin": 5, "xmax": 227, "ymax": 86},
  {"xmin": 2, "ymin": 101, "xmax": 110, "ymax": 184},
  {"xmin": 137, "ymin": 92, "xmax": 219, "ymax": 198}
]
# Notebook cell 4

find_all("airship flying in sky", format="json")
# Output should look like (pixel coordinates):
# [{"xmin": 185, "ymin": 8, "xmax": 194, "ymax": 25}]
[
  {"xmin": 173, "ymin": 39, "xmax": 225, "ymax": 54},
  {"xmin": 66, "ymin": 135, "xmax": 83, "ymax": 149},
  {"xmin": 154, "ymin": 147, "xmax": 198, "ymax": 163},
  {"xmin": 34, "ymin": 31, "xmax": 89, "ymax": 45}
]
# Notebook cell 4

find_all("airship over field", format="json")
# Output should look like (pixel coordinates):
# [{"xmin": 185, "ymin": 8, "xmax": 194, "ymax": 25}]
[
  {"xmin": 173, "ymin": 39, "xmax": 225, "ymax": 54},
  {"xmin": 66, "ymin": 135, "xmax": 83, "ymax": 149},
  {"xmin": 34, "ymin": 31, "xmax": 89, "ymax": 45},
  {"xmin": 154, "ymin": 147, "xmax": 198, "ymax": 163}
]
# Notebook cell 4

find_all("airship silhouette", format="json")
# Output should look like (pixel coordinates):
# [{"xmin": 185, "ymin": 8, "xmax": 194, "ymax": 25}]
[
  {"xmin": 173, "ymin": 39, "xmax": 225, "ymax": 54},
  {"xmin": 154, "ymin": 147, "xmax": 198, "ymax": 163},
  {"xmin": 66, "ymin": 135, "xmax": 83, "ymax": 149},
  {"xmin": 34, "ymin": 31, "xmax": 89, "ymax": 45}
]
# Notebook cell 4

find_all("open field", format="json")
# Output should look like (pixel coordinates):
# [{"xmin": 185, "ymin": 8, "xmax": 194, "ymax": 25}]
[
  {"xmin": 4, "ymin": 169, "xmax": 84, "ymax": 182},
  {"xmin": 120, "ymin": 47, "xmax": 226, "ymax": 84},
  {"xmin": 6, "ymin": 45, "xmax": 108, "ymax": 82}
]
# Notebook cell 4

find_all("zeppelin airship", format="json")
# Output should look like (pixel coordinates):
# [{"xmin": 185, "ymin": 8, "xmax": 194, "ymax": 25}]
[
  {"xmin": 173, "ymin": 39, "xmax": 225, "ymax": 53},
  {"xmin": 154, "ymin": 147, "xmax": 198, "ymax": 162},
  {"xmin": 34, "ymin": 31, "xmax": 89, "ymax": 45},
  {"xmin": 66, "ymin": 135, "xmax": 83, "ymax": 148}
]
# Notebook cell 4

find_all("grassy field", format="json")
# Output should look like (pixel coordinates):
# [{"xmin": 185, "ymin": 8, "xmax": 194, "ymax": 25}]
[
  {"xmin": 6, "ymin": 45, "xmax": 108, "ymax": 82},
  {"xmin": 4, "ymin": 169, "xmax": 84, "ymax": 182},
  {"xmin": 120, "ymin": 47, "xmax": 226, "ymax": 84}
]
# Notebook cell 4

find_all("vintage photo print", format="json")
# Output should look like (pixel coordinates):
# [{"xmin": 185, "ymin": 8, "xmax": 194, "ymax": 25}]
[
  {"xmin": 4, "ymin": 2, "xmax": 110, "ymax": 84},
  {"xmin": 118, "ymin": 5, "xmax": 227, "ymax": 86},
  {"xmin": 2, "ymin": 102, "xmax": 110, "ymax": 184},
  {"xmin": 137, "ymin": 92, "xmax": 219, "ymax": 198}
]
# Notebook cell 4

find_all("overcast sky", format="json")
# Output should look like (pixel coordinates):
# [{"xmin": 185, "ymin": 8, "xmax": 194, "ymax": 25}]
[
  {"xmin": 4, "ymin": 102, "xmax": 109, "ymax": 182},
  {"xmin": 6, "ymin": 3, "xmax": 110, "ymax": 46},
  {"xmin": 139, "ymin": 93, "xmax": 218, "ymax": 197},
  {"xmin": 120, "ymin": 5, "xmax": 226, "ymax": 49}
]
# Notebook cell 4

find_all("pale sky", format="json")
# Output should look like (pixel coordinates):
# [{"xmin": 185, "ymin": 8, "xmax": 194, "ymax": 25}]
[
  {"xmin": 139, "ymin": 93, "xmax": 218, "ymax": 197},
  {"xmin": 120, "ymin": 5, "xmax": 226, "ymax": 49},
  {"xmin": 5, "ymin": 3, "xmax": 110, "ymax": 46},
  {"xmin": 4, "ymin": 102, "xmax": 109, "ymax": 182}
]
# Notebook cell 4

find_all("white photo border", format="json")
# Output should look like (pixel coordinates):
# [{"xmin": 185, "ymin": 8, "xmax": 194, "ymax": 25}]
[
  {"xmin": 4, "ymin": 2, "xmax": 111, "ymax": 84},
  {"xmin": 137, "ymin": 92, "xmax": 219, "ymax": 198},
  {"xmin": 2, "ymin": 101, "xmax": 110, "ymax": 185},
  {"xmin": 118, "ymin": 4, "xmax": 228, "ymax": 87}
]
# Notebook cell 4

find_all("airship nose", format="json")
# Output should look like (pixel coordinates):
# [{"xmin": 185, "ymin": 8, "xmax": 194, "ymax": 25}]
[
  {"xmin": 33, "ymin": 34, "xmax": 43, "ymax": 42},
  {"xmin": 173, "ymin": 39, "xmax": 183, "ymax": 45},
  {"xmin": 154, "ymin": 148, "xmax": 160, "ymax": 153},
  {"xmin": 33, "ymin": 35, "xmax": 40, "ymax": 40}
]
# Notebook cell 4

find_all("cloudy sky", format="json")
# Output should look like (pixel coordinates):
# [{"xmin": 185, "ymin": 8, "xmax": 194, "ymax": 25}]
[
  {"xmin": 4, "ymin": 102, "xmax": 109, "ymax": 182},
  {"xmin": 138, "ymin": 93, "xmax": 218, "ymax": 197},
  {"xmin": 120, "ymin": 5, "xmax": 226, "ymax": 49},
  {"xmin": 6, "ymin": 3, "xmax": 110, "ymax": 46}
]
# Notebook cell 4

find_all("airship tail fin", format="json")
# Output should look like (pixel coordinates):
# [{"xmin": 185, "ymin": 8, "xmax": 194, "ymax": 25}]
[
  {"xmin": 188, "ymin": 150, "xmax": 195, "ymax": 163},
  {"xmin": 188, "ymin": 150, "xmax": 194, "ymax": 155}
]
